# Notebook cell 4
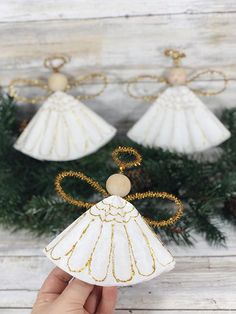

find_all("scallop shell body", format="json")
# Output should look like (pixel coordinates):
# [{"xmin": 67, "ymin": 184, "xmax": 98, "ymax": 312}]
[
  {"xmin": 127, "ymin": 86, "xmax": 231, "ymax": 153},
  {"xmin": 44, "ymin": 195, "xmax": 175, "ymax": 286},
  {"xmin": 14, "ymin": 91, "xmax": 116, "ymax": 161}
]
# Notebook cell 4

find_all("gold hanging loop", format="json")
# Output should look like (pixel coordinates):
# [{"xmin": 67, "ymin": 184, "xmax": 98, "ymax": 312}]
[
  {"xmin": 187, "ymin": 69, "xmax": 228, "ymax": 96},
  {"xmin": 44, "ymin": 55, "xmax": 70, "ymax": 73},
  {"xmin": 71, "ymin": 73, "xmax": 108, "ymax": 100},
  {"xmin": 127, "ymin": 75, "xmax": 166, "ymax": 102},
  {"xmin": 8, "ymin": 78, "xmax": 50, "ymax": 104}
]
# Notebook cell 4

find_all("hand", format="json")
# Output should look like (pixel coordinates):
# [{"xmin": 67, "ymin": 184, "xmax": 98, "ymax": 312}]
[{"xmin": 32, "ymin": 267, "xmax": 117, "ymax": 314}]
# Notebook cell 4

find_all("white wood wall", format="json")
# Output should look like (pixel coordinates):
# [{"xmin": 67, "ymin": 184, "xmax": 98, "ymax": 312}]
[
  {"xmin": 0, "ymin": 1, "xmax": 236, "ymax": 127},
  {"xmin": 1, "ymin": 2, "xmax": 236, "ymax": 313}
]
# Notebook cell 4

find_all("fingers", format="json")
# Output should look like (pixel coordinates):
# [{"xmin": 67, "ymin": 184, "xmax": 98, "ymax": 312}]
[
  {"xmin": 58, "ymin": 278, "xmax": 94, "ymax": 308},
  {"xmin": 84, "ymin": 286, "xmax": 102, "ymax": 313},
  {"xmin": 37, "ymin": 267, "xmax": 72, "ymax": 303},
  {"xmin": 96, "ymin": 287, "xmax": 118, "ymax": 314}
]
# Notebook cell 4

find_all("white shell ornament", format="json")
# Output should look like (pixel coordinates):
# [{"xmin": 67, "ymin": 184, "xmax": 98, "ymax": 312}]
[
  {"xmin": 44, "ymin": 147, "xmax": 184, "ymax": 286},
  {"xmin": 127, "ymin": 49, "xmax": 231, "ymax": 154},
  {"xmin": 128, "ymin": 86, "xmax": 231, "ymax": 153},
  {"xmin": 9, "ymin": 55, "xmax": 116, "ymax": 161},
  {"xmin": 14, "ymin": 92, "xmax": 116, "ymax": 161}
]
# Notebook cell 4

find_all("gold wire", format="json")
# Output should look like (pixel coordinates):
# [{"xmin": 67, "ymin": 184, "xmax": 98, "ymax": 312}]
[
  {"xmin": 72, "ymin": 73, "xmax": 108, "ymax": 100},
  {"xmin": 127, "ymin": 75, "xmax": 166, "ymax": 102},
  {"xmin": 112, "ymin": 146, "xmax": 142, "ymax": 172},
  {"xmin": 126, "ymin": 191, "xmax": 184, "ymax": 227},
  {"xmin": 44, "ymin": 55, "xmax": 70, "ymax": 73},
  {"xmin": 55, "ymin": 171, "xmax": 108, "ymax": 209},
  {"xmin": 8, "ymin": 78, "xmax": 50, "ymax": 104},
  {"xmin": 164, "ymin": 49, "xmax": 186, "ymax": 67},
  {"xmin": 187, "ymin": 69, "xmax": 228, "ymax": 96}
]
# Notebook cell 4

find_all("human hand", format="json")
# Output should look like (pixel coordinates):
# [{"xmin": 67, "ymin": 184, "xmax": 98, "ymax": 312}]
[{"xmin": 32, "ymin": 267, "xmax": 117, "ymax": 314}]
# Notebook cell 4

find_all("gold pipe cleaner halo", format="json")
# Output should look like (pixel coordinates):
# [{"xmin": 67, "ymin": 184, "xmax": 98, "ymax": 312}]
[
  {"xmin": 54, "ymin": 146, "xmax": 183, "ymax": 227},
  {"xmin": 112, "ymin": 146, "xmax": 142, "ymax": 172},
  {"xmin": 44, "ymin": 54, "xmax": 71, "ymax": 73}
]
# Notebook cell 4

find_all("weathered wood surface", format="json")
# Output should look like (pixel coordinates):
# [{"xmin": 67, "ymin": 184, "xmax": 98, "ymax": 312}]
[
  {"xmin": 1, "ymin": 1, "xmax": 236, "ymax": 313},
  {"xmin": 0, "ymin": 224, "xmax": 236, "ymax": 313}
]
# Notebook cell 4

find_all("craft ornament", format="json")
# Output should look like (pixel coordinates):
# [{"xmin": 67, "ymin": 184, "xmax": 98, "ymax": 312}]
[
  {"xmin": 44, "ymin": 147, "xmax": 183, "ymax": 286},
  {"xmin": 127, "ymin": 49, "xmax": 231, "ymax": 154},
  {"xmin": 9, "ymin": 56, "xmax": 116, "ymax": 161}
]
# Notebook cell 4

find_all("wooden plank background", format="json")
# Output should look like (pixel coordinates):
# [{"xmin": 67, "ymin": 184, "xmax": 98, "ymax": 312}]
[{"xmin": 0, "ymin": 1, "xmax": 236, "ymax": 313}]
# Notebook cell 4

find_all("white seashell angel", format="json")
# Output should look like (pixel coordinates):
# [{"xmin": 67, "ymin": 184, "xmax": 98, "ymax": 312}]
[
  {"xmin": 9, "ymin": 55, "xmax": 116, "ymax": 161},
  {"xmin": 44, "ymin": 146, "xmax": 183, "ymax": 286},
  {"xmin": 127, "ymin": 49, "xmax": 231, "ymax": 154}
]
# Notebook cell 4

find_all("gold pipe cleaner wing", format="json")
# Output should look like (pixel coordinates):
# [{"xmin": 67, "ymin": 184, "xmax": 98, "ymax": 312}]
[
  {"xmin": 9, "ymin": 78, "xmax": 50, "ymax": 104},
  {"xmin": 55, "ymin": 171, "xmax": 109, "ymax": 209},
  {"xmin": 187, "ymin": 69, "xmax": 228, "ymax": 96},
  {"xmin": 127, "ymin": 75, "xmax": 167, "ymax": 102},
  {"xmin": 71, "ymin": 73, "xmax": 108, "ymax": 100},
  {"xmin": 126, "ymin": 191, "xmax": 183, "ymax": 228}
]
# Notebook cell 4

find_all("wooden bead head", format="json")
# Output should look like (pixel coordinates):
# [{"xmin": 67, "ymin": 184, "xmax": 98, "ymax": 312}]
[
  {"xmin": 106, "ymin": 173, "xmax": 131, "ymax": 197},
  {"xmin": 166, "ymin": 67, "xmax": 187, "ymax": 86},
  {"xmin": 48, "ymin": 72, "xmax": 68, "ymax": 92}
]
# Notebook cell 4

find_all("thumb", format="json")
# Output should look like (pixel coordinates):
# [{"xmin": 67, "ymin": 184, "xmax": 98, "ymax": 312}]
[{"xmin": 56, "ymin": 278, "xmax": 94, "ymax": 310}]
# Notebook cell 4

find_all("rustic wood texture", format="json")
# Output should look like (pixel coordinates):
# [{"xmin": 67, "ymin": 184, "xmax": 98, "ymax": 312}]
[
  {"xmin": 1, "ymin": 1, "xmax": 236, "ymax": 313},
  {"xmin": 0, "ymin": 224, "xmax": 236, "ymax": 313}
]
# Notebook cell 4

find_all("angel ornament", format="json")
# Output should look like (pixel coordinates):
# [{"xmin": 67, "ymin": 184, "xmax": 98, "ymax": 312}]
[
  {"xmin": 44, "ymin": 146, "xmax": 183, "ymax": 286},
  {"xmin": 9, "ymin": 56, "xmax": 116, "ymax": 161},
  {"xmin": 127, "ymin": 49, "xmax": 231, "ymax": 154}
]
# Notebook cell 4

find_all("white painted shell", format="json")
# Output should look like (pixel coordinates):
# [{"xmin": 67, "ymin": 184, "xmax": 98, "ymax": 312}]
[
  {"xmin": 14, "ymin": 91, "xmax": 116, "ymax": 161},
  {"xmin": 127, "ymin": 86, "xmax": 231, "ymax": 154},
  {"xmin": 44, "ymin": 195, "xmax": 175, "ymax": 286}
]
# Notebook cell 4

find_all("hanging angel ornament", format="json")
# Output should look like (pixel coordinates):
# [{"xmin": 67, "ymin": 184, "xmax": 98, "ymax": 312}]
[
  {"xmin": 44, "ymin": 146, "xmax": 183, "ymax": 286},
  {"xmin": 127, "ymin": 49, "xmax": 231, "ymax": 154},
  {"xmin": 9, "ymin": 55, "xmax": 116, "ymax": 161}
]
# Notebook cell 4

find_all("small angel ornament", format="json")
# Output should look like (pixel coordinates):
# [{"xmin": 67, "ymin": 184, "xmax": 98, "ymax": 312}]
[
  {"xmin": 127, "ymin": 49, "xmax": 231, "ymax": 154},
  {"xmin": 9, "ymin": 56, "xmax": 116, "ymax": 161},
  {"xmin": 44, "ymin": 147, "xmax": 183, "ymax": 286}
]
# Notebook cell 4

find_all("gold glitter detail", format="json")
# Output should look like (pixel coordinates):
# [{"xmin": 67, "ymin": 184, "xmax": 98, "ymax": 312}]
[
  {"xmin": 112, "ymin": 146, "xmax": 142, "ymax": 172},
  {"xmin": 126, "ymin": 191, "xmax": 183, "ymax": 227},
  {"xmin": 44, "ymin": 213, "xmax": 86, "ymax": 260},
  {"xmin": 130, "ymin": 219, "xmax": 156, "ymax": 276},
  {"xmin": 112, "ymin": 224, "xmax": 135, "ymax": 282},
  {"xmin": 88, "ymin": 224, "xmax": 113, "ymax": 282},
  {"xmin": 67, "ymin": 220, "xmax": 102, "ymax": 273},
  {"xmin": 55, "ymin": 171, "xmax": 108, "ymax": 209}
]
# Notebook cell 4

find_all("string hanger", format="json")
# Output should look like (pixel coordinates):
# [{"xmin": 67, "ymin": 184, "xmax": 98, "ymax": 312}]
[
  {"xmin": 127, "ymin": 48, "xmax": 228, "ymax": 101},
  {"xmin": 9, "ymin": 55, "xmax": 108, "ymax": 104},
  {"xmin": 54, "ymin": 146, "xmax": 184, "ymax": 228}
]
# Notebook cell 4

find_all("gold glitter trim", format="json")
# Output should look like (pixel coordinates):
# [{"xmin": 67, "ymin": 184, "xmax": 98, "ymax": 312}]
[{"xmin": 112, "ymin": 224, "xmax": 135, "ymax": 282}]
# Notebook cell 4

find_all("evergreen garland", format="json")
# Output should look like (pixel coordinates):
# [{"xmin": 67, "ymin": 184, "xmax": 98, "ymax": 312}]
[{"xmin": 0, "ymin": 94, "xmax": 235, "ymax": 245}]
